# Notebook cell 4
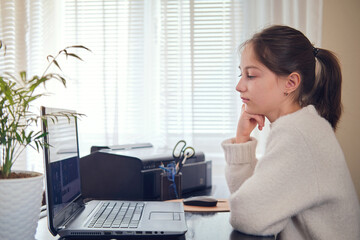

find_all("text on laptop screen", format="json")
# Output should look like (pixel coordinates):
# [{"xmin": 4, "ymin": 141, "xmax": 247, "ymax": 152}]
[{"xmin": 46, "ymin": 112, "xmax": 81, "ymax": 217}]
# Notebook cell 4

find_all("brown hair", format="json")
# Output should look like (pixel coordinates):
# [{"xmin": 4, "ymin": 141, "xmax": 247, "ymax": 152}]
[{"xmin": 244, "ymin": 25, "xmax": 342, "ymax": 130}]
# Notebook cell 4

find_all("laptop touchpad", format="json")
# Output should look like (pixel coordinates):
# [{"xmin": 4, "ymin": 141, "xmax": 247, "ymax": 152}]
[{"xmin": 149, "ymin": 212, "xmax": 174, "ymax": 220}]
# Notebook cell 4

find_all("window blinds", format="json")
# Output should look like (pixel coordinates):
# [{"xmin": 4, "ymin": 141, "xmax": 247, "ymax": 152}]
[
  {"xmin": 160, "ymin": 0, "xmax": 241, "ymax": 133},
  {"xmin": 160, "ymin": 0, "xmax": 242, "ymax": 158},
  {"xmin": 0, "ymin": 0, "xmax": 324, "ymax": 173},
  {"xmin": 61, "ymin": 0, "xmax": 243, "ymax": 160},
  {"xmin": 0, "ymin": 0, "xmax": 46, "ymax": 172},
  {"xmin": 62, "ymin": 0, "xmax": 159, "ymax": 153}
]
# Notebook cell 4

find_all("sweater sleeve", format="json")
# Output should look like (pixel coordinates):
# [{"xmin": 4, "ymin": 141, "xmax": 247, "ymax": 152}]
[
  {"xmin": 221, "ymin": 137, "xmax": 258, "ymax": 193},
  {"xmin": 222, "ymin": 128, "xmax": 319, "ymax": 236}
]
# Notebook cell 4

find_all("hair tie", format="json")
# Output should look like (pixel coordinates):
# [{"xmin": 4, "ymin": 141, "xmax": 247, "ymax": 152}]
[{"xmin": 313, "ymin": 47, "xmax": 319, "ymax": 57}]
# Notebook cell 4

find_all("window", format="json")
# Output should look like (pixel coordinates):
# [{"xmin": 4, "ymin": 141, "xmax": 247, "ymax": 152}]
[
  {"xmin": 60, "ymin": 0, "xmax": 243, "ymax": 163},
  {"xmin": 0, "ymin": 0, "xmax": 323, "ymax": 173}
]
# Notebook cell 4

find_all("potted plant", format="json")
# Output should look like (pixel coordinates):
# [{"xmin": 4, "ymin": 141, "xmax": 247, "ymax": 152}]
[{"xmin": 0, "ymin": 39, "xmax": 89, "ymax": 239}]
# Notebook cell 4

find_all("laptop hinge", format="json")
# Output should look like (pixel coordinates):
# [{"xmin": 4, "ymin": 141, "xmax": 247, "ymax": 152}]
[
  {"xmin": 58, "ymin": 203, "xmax": 85, "ymax": 230},
  {"xmin": 58, "ymin": 225, "xmax": 66, "ymax": 231}
]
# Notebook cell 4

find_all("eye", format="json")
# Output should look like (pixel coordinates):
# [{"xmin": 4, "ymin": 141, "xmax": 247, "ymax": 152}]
[{"xmin": 247, "ymin": 75, "xmax": 255, "ymax": 79}]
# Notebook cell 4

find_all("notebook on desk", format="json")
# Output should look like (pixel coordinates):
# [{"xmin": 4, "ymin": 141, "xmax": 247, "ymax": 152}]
[{"xmin": 41, "ymin": 106, "xmax": 187, "ymax": 238}]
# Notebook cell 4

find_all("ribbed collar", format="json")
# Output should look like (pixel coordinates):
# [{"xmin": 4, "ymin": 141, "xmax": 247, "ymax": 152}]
[{"xmin": 270, "ymin": 105, "xmax": 317, "ymax": 129}]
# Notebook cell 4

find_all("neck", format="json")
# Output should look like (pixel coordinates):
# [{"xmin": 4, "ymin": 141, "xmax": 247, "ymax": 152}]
[{"xmin": 266, "ymin": 101, "xmax": 301, "ymax": 123}]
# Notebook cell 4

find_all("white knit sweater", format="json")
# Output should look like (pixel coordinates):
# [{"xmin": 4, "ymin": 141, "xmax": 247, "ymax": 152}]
[{"xmin": 222, "ymin": 105, "xmax": 360, "ymax": 239}]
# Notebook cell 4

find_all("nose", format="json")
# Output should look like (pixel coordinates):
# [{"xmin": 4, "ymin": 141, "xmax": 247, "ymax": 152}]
[{"xmin": 236, "ymin": 76, "xmax": 246, "ymax": 93}]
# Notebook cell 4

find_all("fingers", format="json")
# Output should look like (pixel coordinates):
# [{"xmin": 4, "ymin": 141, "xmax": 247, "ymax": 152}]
[
  {"xmin": 250, "ymin": 114, "xmax": 265, "ymax": 131},
  {"xmin": 236, "ymin": 105, "xmax": 265, "ymax": 143},
  {"xmin": 242, "ymin": 106, "xmax": 265, "ymax": 131},
  {"xmin": 241, "ymin": 104, "xmax": 246, "ymax": 115}
]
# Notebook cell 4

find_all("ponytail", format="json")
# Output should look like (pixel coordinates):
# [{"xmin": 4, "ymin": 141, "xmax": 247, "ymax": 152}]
[{"xmin": 309, "ymin": 49, "xmax": 342, "ymax": 130}]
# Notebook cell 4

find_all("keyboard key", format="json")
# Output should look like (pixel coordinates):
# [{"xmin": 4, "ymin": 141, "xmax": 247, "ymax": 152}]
[
  {"xmin": 122, "ymin": 217, "xmax": 131, "ymax": 224},
  {"xmin": 94, "ymin": 223, "xmax": 103, "ymax": 228},
  {"xmin": 132, "ymin": 213, "xmax": 141, "ymax": 221},
  {"xmin": 120, "ymin": 222, "xmax": 130, "ymax": 228},
  {"xmin": 88, "ymin": 201, "xmax": 145, "ymax": 229},
  {"xmin": 130, "ymin": 220, "xmax": 139, "ymax": 227}
]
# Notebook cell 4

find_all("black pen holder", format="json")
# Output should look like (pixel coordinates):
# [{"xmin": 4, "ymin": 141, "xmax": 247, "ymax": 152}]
[{"xmin": 160, "ymin": 172, "xmax": 182, "ymax": 201}]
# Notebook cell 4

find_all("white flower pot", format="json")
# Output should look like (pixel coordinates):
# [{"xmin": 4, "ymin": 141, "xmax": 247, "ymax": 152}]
[{"xmin": 0, "ymin": 171, "xmax": 43, "ymax": 240}]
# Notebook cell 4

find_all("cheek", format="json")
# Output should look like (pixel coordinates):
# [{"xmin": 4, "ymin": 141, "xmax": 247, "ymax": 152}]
[
  {"xmin": 250, "ymin": 82, "xmax": 270, "ymax": 101},
  {"xmin": 250, "ymin": 83, "xmax": 279, "ymax": 108},
  {"xmin": 256, "ymin": 78, "xmax": 280, "ymax": 98}
]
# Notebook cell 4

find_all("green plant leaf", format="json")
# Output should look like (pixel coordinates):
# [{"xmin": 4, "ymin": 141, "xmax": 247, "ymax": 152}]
[
  {"xmin": 0, "ymin": 40, "xmax": 6, "ymax": 56},
  {"xmin": 15, "ymin": 132, "xmax": 22, "ymax": 143},
  {"xmin": 66, "ymin": 45, "xmax": 92, "ymax": 52},
  {"xmin": 20, "ymin": 71, "xmax": 27, "ymax": 83},
  {"xmin": 0, "ymin": 43, "xmax": 90, "ymax": 178},
  {"xmin": 34, "ymin": 131, "xmax": 48, "ymax": 140},
  {"xmin": 62, "ymin": 49, "xmax": 68, "ymax": 58},
  {"xmin": 47, "ymin": 55, "xmax": 54, "ymax": 62},
  {"xmin": 53, "ymin": 59, "xmax": 62, "ymax": 71},
  {"xmin": 34, "ymin": 140, "xmax": 40, "ymax": 151},
  {"xmin": 67, "ymin": 53, "xmax": 83, "ymax": 61}
]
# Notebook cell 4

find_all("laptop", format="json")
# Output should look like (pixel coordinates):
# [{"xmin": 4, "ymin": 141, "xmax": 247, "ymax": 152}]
[{"xmin": 41, "ymin": 106, "xmax": 187, "ymax": 238}]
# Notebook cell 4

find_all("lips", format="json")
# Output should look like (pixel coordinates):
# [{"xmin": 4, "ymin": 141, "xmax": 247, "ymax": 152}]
[{"xmin": 241, "ymin": 97, "xmax": 250, "ymax": 103}]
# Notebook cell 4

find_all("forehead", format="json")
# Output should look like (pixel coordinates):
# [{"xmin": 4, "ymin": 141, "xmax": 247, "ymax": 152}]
[{"xmin": 239, "ymin": 43, "xmax": 263, "ymax": 71}]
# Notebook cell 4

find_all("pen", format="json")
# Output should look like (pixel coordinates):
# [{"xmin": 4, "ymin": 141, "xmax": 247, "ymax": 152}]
[{"xmin": 176, "ymin": 154, "xmax": 189, "ymax": 174}]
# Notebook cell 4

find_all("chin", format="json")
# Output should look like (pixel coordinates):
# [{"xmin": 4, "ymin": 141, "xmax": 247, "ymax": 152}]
[{"xmin": 244, "ymin": 104, "xmax": 263, "ymax": 115}]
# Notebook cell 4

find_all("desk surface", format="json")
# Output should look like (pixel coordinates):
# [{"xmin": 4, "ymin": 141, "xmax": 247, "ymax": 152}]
[
  {"xmin": 35, "ymin": 177, "xmax": 274, "ymax": 240},
  {"xmin": 36, "ymin": 212, "xmax": 274, "ymax": 240}
]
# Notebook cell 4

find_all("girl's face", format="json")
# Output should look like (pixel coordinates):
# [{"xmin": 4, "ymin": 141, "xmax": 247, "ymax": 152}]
[{"xmin": 236, "ymin": 44, "xmax": 288, "ymax": 122}]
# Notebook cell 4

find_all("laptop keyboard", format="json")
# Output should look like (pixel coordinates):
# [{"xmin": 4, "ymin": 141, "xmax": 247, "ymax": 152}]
[{"xmin": 88, "ymin": 202, "xmax": 144, "ymax": 229}]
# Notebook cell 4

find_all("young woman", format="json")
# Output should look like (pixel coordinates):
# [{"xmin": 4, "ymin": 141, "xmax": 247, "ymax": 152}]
[{"xmin": 222, "ymin": 25, "xmax": 360, "ymax": 239}]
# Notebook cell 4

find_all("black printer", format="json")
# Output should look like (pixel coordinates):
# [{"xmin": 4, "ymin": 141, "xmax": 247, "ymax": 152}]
[{"xmin": 80, "ymin": 143, "xmax": 212, "ymax": 200}]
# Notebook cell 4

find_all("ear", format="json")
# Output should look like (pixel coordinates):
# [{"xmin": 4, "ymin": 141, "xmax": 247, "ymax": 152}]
[{"xmin": 285, "ymin": 72, "xmax": 301, "ymax": 93}]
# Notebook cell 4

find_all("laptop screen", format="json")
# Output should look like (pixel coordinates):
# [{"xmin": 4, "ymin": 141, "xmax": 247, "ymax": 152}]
[{"xmin": 42, "ymin": 107, "xmax": 81, "ymax": 219}]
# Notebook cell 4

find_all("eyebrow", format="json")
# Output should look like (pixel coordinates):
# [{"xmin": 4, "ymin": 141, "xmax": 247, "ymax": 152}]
[{"xmin": 238, "ymin": 65, "xmax": 261, "ymax": 71}]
